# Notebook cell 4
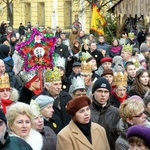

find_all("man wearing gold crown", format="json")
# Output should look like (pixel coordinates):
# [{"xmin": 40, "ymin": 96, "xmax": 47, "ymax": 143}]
[
  {"xmin": 32, "ymin": 67, "xmax": 72, "ymax": 128},
  {"xmin": 121, "ymin": 44, "xmax": 133, "ymax": 66}
]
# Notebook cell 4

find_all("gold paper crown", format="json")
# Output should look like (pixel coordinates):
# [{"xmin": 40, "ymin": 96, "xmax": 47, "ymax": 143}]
[
  {"xmin": 44, "ymin": 67, "xmax": 61, "ymax": 82},
  {"xmin": 113, "ymin": 72, "xmax": 128, "ymax": 87},
  {"xmin": 81, "ymin": 61, "xmax": 92, "ymax": 74},
  {"xmin": 30, "ymin": 100, "xmax": 41, "ymax": 117},
  {"xmin": 83, "ymin": 39, "xmax": 90, "ymax": 45},
  {"xmin": 122, "ymin": 44, "xmax": 133, "ymax": 53},
  {"xmin": 132, "ymin": 58, "xmax": 140, "ymax": 68},
  {"xmin": 0, "ymin": 73, "xmax": 10, "ymax": 89},
  {"xmin": 128, "ymin": 32, "xmax": 134, "ymax": 39},
  {"xmin": 79, "ymin": 52, "xmax": 93, "ymax": 62}
]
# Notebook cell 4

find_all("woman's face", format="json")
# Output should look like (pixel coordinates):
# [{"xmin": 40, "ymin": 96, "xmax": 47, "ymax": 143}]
[
  {"xmin": 113, "ymin": 40, "xmax": 118, "ymax": 46},
  {"xmin": 129, "ymin": 142, "xmax": 149, "ymax": 150},
  {"xmin": 129, "ymin": 107, "xmax": 147, "ymax": 126},
  {"xmin": 0, "ymin": 88, "xmax": 11, "ymax": 100},
  {"xmin": 73, "ymin": 106, "xmax": 90, "ymax": 124},
  {"xmin": 83, "ymin": 44, "xmax": 89, "ymax": 50},
  {"xmin": 31, "ymin": 78, "xmax": 40, "ymax": 90},
  {"xmin": 75, "ymin": 42, "xmax": 79, "ymax": 48},
  {"xmin": 32, "ymin": 115, "xmax": 44, "ymax": 131},
  {"xmin": 115, "ymin": 86, "xmax": 127, "ymax": 98},
  {"xmin": 40, "ymin": 103, "xmax": 54, "ymax": 119},
  {"xmin": 139, "ymin": 72, "xmax": 149, "ymax": 86},
  {"xmin": 10, "ymin": 114, "xmax": 31, "ymax": 138}
]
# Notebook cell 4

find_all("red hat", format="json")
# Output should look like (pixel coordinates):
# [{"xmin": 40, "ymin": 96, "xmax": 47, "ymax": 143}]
[
  {"xmin": 100, "ymin": 57, "xmax": 112, "ymax": 64},
  {"xmin": 66, "ymin": 96, "xmax": 91, "ymax": 116}
]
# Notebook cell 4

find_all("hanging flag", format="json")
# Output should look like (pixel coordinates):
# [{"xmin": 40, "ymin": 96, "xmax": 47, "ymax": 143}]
[{"xmin": 90, "ymin": 4, "xmax": 106, "ymax": 35}]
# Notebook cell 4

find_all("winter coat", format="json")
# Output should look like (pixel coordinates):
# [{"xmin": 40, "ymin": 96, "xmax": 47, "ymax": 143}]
[
  {"xmin": 115, "ymin": 119, "xmax": 129, "ymax": 150},
  {"xmin": 32, "ymin": 88, "xmax": 72, "ymax": 127},
  {"xmin": 44, "ymin": 114, "xmax": 63, "ymax": 134},
  {"xmin": 88, "ymin": 49, "xmax": 103, "ymax": 68},
  {"xmin": 0, "ymin": 131, "xmax": 33, "ymax": 150},
  {"xmin": 61, "ymin": 76, "xmax": 71, "ymax": 92},
  {"xmin": 18, "ymin": 86, "xmax": 36, "ymax": 104},
  {"xmin": 10, "ymin": 129, "xmax": 43, "ymax": 150},
  {"xmin": 96, "ymin": 42, "xmax": 110, "ymax": 56},
  {"xmin": 90, "ymin": 99, "xmax": 120, "ymax": 150},
  {"xmin": 57, "ymin": 120, "xmax": 110, "ymax": 150},
  {"xmin": 54, "ymin": 44, "xmax": 70, "ymax": 59},
  {"xmin": 41, "ymin": 126, "xmax": 57, "ymax": 150},
  {"xmin": 109, "ymin": 45, "xmax": 122, "ymax": 58}
]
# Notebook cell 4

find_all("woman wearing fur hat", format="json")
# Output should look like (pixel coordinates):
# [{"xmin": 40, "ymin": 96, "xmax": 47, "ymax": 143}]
[
  {"xmin": 57, "ymin": 96, "xmax": 110, "ymax": 150},
  {"xmin": 0, "ymin": 73, "xmax": 19, "ymax": 114},
  {"xmin": 18, "ymin": 70, "xmax": 41, "ymax": 104},
  {"xmin": 6, "ymin": 102, "xmax": 43, "ymax": 150}
]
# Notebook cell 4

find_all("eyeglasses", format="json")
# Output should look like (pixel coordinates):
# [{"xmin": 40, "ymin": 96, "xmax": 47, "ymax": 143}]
[
  {"xmin": 132, "ymin": 110, "xmax": 146, "ymax": 118},
  {"xmin": 0, "ymin": 88, "xmax": 10, "ymax": 92},
  {"xmin": 0, "ymin": 120, "xmax": 4, "ymax": 126}
]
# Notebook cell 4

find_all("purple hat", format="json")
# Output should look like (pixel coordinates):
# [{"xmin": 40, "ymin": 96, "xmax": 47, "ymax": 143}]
[
  {"xmin": 128, "ymin": 95, "xmax": 143, "ymax": 101},
  {"xmin": 127, "ymin": 125, "xmax": 150, "ymax": 148}
]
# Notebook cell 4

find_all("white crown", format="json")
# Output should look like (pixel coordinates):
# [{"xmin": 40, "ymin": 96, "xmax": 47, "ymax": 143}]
[
  {"xmin": 70, "ymin": 76, "xmax": 85, "ymax": 93},
  {"xmin": 55, "ymin": 57, "xmax": 66, "ymax": 69},
  {"xmin": 30, "ymin": 100, "xmax": 41, "ymax": 117},
  {"xmin": 19, "ymin": 70, "xmax": 37, "ymax": 83}
]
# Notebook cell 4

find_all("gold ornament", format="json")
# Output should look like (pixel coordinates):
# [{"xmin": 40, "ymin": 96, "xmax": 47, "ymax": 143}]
[
  {"xmin": 44, "ymin": 67, "xmax": 61, "ymax": 82},
  {"xmin": 30, "ymin": 100, "xmax": 41, "ymax": 117},
  {"xmin": 79, "ymin": 52, "xmax": 93, "ymax": 62},
  {"xmin": 0, "ymin": 73, "xmax": 10, "ymax": 89},
  {"xmin": 122, "ymin": 44, "xmax": 133, "ymax": 53},
  {"xmin": 81, "ymin": 61, "xmax": 92, "ymax": 74},
  {"xmin": 113, "ymin": 72, "xmax": 128, "ymax": 87}
]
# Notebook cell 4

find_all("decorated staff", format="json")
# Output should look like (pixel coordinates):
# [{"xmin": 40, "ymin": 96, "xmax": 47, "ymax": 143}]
[{"xmin": 16, "ymin": 27, "xmax": 56, "ymax": 90}]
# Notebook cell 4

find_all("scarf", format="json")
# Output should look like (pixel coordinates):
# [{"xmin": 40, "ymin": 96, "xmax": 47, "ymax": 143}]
[
  {"xmin": 110, "ymin": 46, "xmax": 121, "ymax": 53},
  {"xmin": 1, "ymin": 99, "xmax": 13, "ymax": 114},
  {"xmin": 113, "ymin": 92, "xmax": 127, "ymax": 103},
  {"xmin": 74, "ymin": 120, "xmax": 92, "ymax": 143},
  {"xmin": 32, "ymin": 89, "xmax": 42, "ymax": 95}
]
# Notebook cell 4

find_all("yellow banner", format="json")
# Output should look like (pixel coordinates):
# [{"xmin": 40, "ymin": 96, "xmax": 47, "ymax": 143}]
[{"xmin": 90, "ymin": 4, "xmax": 106, "ymax": 35}]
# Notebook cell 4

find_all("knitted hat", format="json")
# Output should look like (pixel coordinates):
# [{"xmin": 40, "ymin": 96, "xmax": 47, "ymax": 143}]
[
  {"xmin": 92, "ymin": 77, "xmax": 111, "ymax": 94},
  {"xmin": 113, "ymin": 56, "xmax": 122, "ymax": 64},
  {"xmin": 35, "ymin": 95, "xmax": 54, "ymax": 110},
  {"xmin": 0, "ymin": 44, "xmax": 10, "ymax": 59},
  {"xmin": 140, "ymin": 43, "xmax": 149, "ymax": 53},
  {"xmin": 128, "ymin": 95, "xmax": 143, "ymax": 101},
  {"xmin": 101, "ymin": 69, "xmax": 113, "ymax": 77},
  {"xmin": 66, "ymin": 96, "xmax": 91, "ymax": 116},
  {"xmin": 0, "ymin": 109, "xmax": 7, "ymax": 125},
  {"xmin": 127, "ymin": 125, "xmax": 150, "ymax": 148},
  {"xmin": 100, "ymin": 57, "xmax": 112, "ymax": 64}
]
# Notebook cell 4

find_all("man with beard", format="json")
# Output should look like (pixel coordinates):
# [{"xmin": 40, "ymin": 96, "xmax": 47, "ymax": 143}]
[
  {"xmin": 125, "ymin": 61, "xmax": 136, "ymax": 91},
  {"xmin": 0, "ymin": 109, "xmax": 33, "ymax": 149}
]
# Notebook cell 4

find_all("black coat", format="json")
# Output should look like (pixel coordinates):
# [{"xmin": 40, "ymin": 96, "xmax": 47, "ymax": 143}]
[
  {"xmin": 32, "ymin": 88, "xmax": 72, "ymax": 127},
  {"xmin": 61, "ymin": 76, "xmax": 71, "ymax": 92},
  {"xmin": 110, "ymin": 94, "xmax": 121, "ymax": 108},
  {"xmin": 54, "ymin": 44, "xmax": 70, "ymax": 59},
  {"xmin": 44, "ymin": 114, "xmax": 63, "ymax": 134},
  {"xmin": 18, "ymin": 86, "xmax": 35, "ymax": 104},
  {"xmin": 88, "ymin": 49, "xmax": 103, "ymax": 68}
]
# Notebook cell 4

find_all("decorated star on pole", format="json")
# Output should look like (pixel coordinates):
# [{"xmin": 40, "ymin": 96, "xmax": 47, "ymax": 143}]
[{"xmin": 16, "ymin": 28, "xmax": 56, "ymax": 71}]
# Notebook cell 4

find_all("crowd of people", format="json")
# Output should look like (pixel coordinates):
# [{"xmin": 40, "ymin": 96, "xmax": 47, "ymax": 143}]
[{"xmin": 0, "ymin": 21, "xmax": 150, "ymax": 150}]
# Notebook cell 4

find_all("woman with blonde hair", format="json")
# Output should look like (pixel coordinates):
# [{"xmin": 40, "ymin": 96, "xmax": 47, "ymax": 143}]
[
  {"xmin": 6, "ymin": 102, "xmax": 43, "ymax": 150},
  {"xmin": 115, "ymin": 98, "xmax": 150, "ymax": 150}
]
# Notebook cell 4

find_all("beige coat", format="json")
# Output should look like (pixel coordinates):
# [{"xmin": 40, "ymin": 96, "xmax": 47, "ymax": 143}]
[{"xmin": 57, "ymin": 120, "xmax": 110, "ymax": 150}]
